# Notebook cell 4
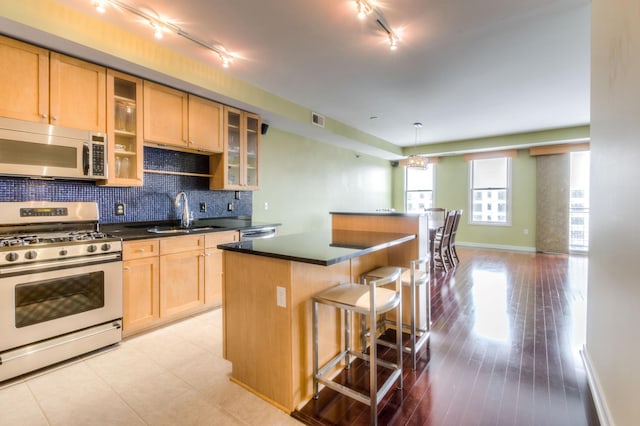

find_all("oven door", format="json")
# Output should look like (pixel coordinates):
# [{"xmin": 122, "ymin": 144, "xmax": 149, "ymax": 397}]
[{"xmin": 0, "ymin": 256, "xmax": 122, "ymax": 352}]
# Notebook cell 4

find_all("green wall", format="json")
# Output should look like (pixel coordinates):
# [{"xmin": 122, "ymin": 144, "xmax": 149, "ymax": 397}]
[
  {"xmin": 392, "ymin": 149, "xmax": 537, "ymax": 250},
  {"xmin": 253, "ymin": 128, "xmax": 392, "ymax": 235}
]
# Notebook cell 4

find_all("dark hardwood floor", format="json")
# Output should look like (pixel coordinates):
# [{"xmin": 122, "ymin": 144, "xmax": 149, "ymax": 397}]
[{"xmin": 293, "ymin": 248, "xmax": 600, "ymax": 425}]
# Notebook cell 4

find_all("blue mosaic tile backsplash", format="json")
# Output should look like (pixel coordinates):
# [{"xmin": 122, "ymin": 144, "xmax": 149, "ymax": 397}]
[{"xmin": 0, "ymin": 147, "xmax": 252, "ymax": 224}]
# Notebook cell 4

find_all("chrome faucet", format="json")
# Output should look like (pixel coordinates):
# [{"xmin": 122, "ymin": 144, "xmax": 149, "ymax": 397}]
[{"xmin": 175, "ymin": 192, "xmax": 191, "ymax": 228}]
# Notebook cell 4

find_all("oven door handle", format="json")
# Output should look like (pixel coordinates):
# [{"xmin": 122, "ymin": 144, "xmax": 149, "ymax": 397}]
[{"xmin": 0, "ymin": 253, "xmax": 121, "ymax": 275}]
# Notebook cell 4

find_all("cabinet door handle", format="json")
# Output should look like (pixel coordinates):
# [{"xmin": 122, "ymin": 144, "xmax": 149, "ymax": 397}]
[
  {"xmin": 137, "ymin": 248, "xmax": 145, "ymax": 253},
  {"xmin": 52, "ymin": 116, "xmax": 58, "ymax": 122},
  {"xmin": 123, "ymin": 266, "xmax": 131, "ymax": 271},
  {"xmin": 41, "ymin": 113, "xmax": 48, "ymax": 119}
]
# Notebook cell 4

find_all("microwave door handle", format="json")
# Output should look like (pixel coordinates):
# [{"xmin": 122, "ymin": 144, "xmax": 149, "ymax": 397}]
[{"xmin": 83, "ymin": 143, "xmax": 90, "ymax": 176}]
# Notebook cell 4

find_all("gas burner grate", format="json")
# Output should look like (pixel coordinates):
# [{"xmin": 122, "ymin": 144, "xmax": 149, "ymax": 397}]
[
  {"xmin": 0, "ymin": 232, "xmax": 111, "ymax": 247},
  {"xmin": 0, "ymin": 236, "xmax": 32, "ymax": 247}
]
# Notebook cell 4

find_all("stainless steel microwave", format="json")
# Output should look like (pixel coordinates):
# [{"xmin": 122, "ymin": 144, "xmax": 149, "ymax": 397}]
[{"xmin": 0, "ymin": 116, "xmax": 107, "ymax": 180}]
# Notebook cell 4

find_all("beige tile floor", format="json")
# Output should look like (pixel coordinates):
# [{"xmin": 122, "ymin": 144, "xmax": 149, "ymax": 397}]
[{"xmin": 0, "ymin": 309, "xmax": 302, "ymax": 426}]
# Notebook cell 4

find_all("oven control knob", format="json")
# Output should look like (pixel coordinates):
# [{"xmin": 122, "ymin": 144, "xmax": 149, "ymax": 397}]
[
  {"xmin": 6, "ymin": 252, "xmax": 18, "ymax": 262},
  {"xmin": 87, "ymin": 244, "xmax": 98, "ymax": 253},
  {"xmin": 101, "ymin": 243, "xmax": 111, "ymax": 251},
  {"xmin": 59, "ymin": 249, "xmax": 68, "ymax": 256},
  {"xmin": 25, "ymin": 250, "xmax": 37, "ymax": 260}
]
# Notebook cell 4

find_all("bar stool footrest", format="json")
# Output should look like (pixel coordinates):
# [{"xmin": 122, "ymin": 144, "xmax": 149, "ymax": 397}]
[{"xmin": 316, "ymin": 365, "xmax": 403, "ymax": 407}]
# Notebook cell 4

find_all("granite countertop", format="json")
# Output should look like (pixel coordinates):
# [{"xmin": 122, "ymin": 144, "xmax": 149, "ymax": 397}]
[
  {"xmin": 330, "ymin": 211, "xmax": 425, "ymax": 217},
  {"xmin": 218, "ymin": 229, "xmax": 415, "ymax": 266},
  {"xmin": 101, "ymin": 217, "xmax": 281, "ymax": 241}
]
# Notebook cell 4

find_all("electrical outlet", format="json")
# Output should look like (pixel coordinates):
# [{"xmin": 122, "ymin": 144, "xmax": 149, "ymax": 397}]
[
  {"xmin": 227, "ymin": 202, "xmax": 234, "ymax": 211},
  {"xmin": 264, "ymin": 202, "xmax": 269, "ymax": 210},
  {"xmin": 199, "ymin": 202, "xmax": 207, "ymax": 213},
  {"xmin": 235, "ymin": 191, "xmax": 240, "ymax": 200},
  {"xmin": 115, "ymin": 203, "xmax": 125, "ymax": 216},
  {"xmin": 276, "ymin": 286, "xmax": 286, "ymax": 308}
]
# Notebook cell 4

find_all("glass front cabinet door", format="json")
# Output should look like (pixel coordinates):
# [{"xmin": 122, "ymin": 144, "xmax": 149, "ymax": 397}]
[
  {"xmin": 210, "ymin": 106, "xmax": 260, "ymax": 191},
  {"xmin": 100, "ymin": 70, "xmax": 143, "ymax": 187}
]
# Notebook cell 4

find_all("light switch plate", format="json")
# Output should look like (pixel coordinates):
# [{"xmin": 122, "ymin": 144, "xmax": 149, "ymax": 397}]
[{"xmin": 276, "ymin": 286, "xmax": 286, "ymax": 308}]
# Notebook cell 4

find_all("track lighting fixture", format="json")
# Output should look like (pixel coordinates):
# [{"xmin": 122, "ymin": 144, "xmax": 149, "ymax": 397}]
[
  {"xmin": 356, "ymin": 0, "xmax": 373, "ymax": 20},
  {"xmin": 92, "ymin": 0, "xmax": 107, "ymax": 14},
  {"xmin": 150, "ymin": 20, "xmax": 165, "ymax": 39},
  {"xmin": 354, "ymin": 0, "xmax": 400, "ymax": 51},
  {"xmin": 90, "ymin": 0, "xmax": 234, "ymax": 68}
]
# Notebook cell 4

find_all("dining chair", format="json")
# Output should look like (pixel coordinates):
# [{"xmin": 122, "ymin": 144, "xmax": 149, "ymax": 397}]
[
  {"xmin": 448, "ymin": 210, "xmax": 463, "ymax": 266},
  {"xmin": 433, "ymin": 210, "xmax": 457, "ymax": 271}
]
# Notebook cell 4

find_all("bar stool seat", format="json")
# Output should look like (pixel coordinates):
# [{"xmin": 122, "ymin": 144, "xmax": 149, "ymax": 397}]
[
  {"xmin": 364, "ymin": 257, "xmax": 430, "ymax": 370},
  {"xmin": 313, "ymin": 267, "xmax": 403, "ymax": 426},
  {"xmin": 314, "ymin": 283, "xmax": 401, "ymax": 312}
]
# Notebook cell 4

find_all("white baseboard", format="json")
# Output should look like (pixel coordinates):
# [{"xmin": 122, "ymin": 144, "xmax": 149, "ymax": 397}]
[
  {"xmin": 457, "ymin": 241, "xmax": 537, "ymax": 253},
  {"xmin": 580, "ymin": 345, "xmax": 613, "ymax": 426}
]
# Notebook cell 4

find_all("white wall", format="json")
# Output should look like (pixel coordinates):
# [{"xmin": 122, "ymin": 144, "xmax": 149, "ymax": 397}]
[{"xmin": 587, "ymin": 0, "xmax": 640, "ymax": 424}]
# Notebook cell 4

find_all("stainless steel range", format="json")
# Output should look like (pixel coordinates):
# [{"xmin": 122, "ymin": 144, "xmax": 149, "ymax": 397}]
[{"xmin": 0, "ymin": 201, "xmax": 123, "ymax": 382}]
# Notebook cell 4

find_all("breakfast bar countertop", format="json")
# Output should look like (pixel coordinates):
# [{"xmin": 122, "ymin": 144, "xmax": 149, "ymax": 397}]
[{"xmin": 217, "ymin": 229, "xmax": 415, "ymax": 266}]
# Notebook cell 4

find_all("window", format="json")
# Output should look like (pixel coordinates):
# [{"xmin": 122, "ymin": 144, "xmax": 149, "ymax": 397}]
[
  {"xmin": 569, "ymin": 151, "xmax": 590, "ymax": 251},
  {"xmin": 469, "ymin": 157, "xmax": 511, "ymax": 225},
  {"xmin": 405, "ymin": 164, "xmax": 434, "ymax": 213}
]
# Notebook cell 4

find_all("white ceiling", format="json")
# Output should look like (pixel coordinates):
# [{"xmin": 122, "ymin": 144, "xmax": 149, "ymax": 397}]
[{"xmin": 51, "ymin": 0, "xmax": 591, "ymax": 152}]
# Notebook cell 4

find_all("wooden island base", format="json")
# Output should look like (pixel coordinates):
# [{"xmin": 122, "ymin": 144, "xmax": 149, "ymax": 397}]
[{"xmin": 220, "ymin": 230, "xmax": 420, "ymax": 412}]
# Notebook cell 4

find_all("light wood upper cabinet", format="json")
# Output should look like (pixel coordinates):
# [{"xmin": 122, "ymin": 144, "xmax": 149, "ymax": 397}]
[
  {"xmin": 188, "ymin": 95, "xmax": 223, "ymax": 153},
  {"xmin": 143, "ymin": 81, "xmax": 188, "ymax": 148},
  {"xmin": 210, "ymin": 106, "xmax": 261, "ymax": 190},
  {"xmin": 0, "ymin": 36, "xmax": 106, "ymax": 132},
  {"xmin": 143, "ymin": 81, "xmax": 223, "ymax": 153},
  {"xmin": 100, "ymin": 70, "xmax": 144, "ymax": 187},
  {"xmin": 0, "ymin": 36, "xmax": 49, "ymax": 123},
  {"xmin": 49, "ymin": 53, "xmax": 106, "ymax": 132}
]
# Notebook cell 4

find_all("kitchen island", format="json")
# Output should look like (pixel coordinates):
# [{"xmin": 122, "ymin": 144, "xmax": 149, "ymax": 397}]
[{"xmin": 218, "ymin": 230, "xmax": 415, "ymax": 413}]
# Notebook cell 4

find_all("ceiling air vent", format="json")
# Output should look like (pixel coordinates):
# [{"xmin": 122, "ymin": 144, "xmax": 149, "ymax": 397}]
[{"xmin": 311, "ymin": 112, "xmax": 325, "ymax": 128}]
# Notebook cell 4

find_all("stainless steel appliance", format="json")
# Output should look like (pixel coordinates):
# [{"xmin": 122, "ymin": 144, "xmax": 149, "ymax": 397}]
[
  {"xmin": 0, "ymin": 201, "xmax": 122, "ymax": 382},
  {"xmin": 239, "ymin": 226, "xmax": 277, "ymax": 241},
  {"xmin": 0, "ymin": 116, "xmax": 107, "ymax": 180}
]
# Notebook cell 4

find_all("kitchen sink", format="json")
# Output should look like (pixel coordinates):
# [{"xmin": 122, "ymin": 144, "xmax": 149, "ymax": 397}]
[{"xmin": 147, "ymin": 225, "xmax": 222, "ymax": 234}]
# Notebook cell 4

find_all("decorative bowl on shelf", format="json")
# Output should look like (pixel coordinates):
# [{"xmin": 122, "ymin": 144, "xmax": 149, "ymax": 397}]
[{"xmin": 115, "ymin": 144, "xmax": 126, "ymax": 152}]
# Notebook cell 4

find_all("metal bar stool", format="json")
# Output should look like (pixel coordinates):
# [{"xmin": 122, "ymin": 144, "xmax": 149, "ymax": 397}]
[
  {"xmin": 363, "ymin": 257, "xmax": 430, "ymax": 370},
  {"xmin": 312, "ymin": 267, "xmax": 403, "ymax": 426}
]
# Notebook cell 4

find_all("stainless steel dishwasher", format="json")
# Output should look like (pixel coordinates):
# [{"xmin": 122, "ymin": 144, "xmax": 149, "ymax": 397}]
[{"xmin": 239, "ymin": 226, "xmax": 277, "ymax": 241}]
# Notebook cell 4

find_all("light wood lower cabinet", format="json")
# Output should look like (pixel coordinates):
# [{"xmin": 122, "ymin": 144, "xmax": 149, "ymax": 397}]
[
  {"xmin": 122, "ymin": 239, "xmax": 160, "ymax": 336},
  {"xmin": 122, "ymin": 232, "xmax": 239, "ymax": 336},
  {"xmin": 159, "ymin": 235, "xmax": 205, "ymax": 318},
  {"xmin": 204, "ymin": 231, "xmax": 238, "ymax": 306}
]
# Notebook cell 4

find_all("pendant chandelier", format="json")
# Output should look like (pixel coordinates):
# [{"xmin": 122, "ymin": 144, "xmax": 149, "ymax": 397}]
[{"xmin": 406, "ymin": 122, "xmax": 426, "ymax": 168}]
